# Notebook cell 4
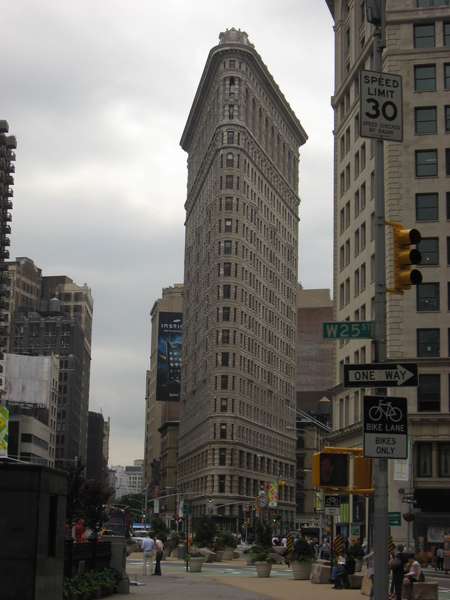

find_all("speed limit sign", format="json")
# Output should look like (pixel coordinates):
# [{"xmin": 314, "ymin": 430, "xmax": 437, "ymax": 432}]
[{"xmin": 360, "ymin": 70, "xmax": 403, "ymax": 142}]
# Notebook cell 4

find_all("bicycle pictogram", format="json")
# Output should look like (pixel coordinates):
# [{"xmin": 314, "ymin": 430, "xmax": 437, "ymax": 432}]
[{"xmin": 368, "ymin": 399, "xmax": 402, "ymax": 423}]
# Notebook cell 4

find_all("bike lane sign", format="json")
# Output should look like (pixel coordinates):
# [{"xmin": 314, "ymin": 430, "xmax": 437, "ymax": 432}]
[{"xmin": 363, "ymin": 395, "xmax": 408, "ymax": 459}]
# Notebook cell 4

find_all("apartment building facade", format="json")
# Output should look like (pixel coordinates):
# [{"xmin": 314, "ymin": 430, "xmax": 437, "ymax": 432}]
[
  {"xmin": 177, "ymin": 29, "xmax": 308, "ymax": 532},
  {"xmin": 6, "ymin": 257, "xmax": 93, "ymax": 467},
  {"xmin": 326, "ymin": 0, "xmax": 450, "ymax": 549}
]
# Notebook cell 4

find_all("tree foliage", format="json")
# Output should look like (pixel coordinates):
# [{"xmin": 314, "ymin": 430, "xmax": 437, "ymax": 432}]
[
  {"xmin": 254, "ymin": 519, "xmax": 273, "ymax": 548},
  {"xmin": 193, "ymin": 516, "xmax": 217, "ymax": 547},
  {"xmin": 65, "ymin": 460, "xmax": 110, "ymax": 532}
]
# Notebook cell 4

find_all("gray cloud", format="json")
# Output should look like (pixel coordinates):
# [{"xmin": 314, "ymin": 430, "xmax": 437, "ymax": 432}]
[{"xmin": 3, "ymin": 0, "xmax": 334, "ymax": 466}]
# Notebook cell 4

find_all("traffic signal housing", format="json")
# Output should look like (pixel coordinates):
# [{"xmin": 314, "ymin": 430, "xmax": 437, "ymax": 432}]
[
  {"xmin": 313, "ymin": 452, "xmax": 349, "ymax": 488},
  {"xmin": 353, "ymin": 456, "xmax": 373, "ymax": 491},
  {"xmin": 208, "ymin": 495, "xmax": 212, "ymax": 503},
  {"xmin": 387, "ymin": 221, "xmax": 422, "ymax": 295}
]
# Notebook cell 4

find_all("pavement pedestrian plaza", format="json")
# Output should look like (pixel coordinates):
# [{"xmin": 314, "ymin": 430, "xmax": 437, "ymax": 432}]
[{"xmin": 116, "ymin": 554, "xmax": 366, "ymax": 600}]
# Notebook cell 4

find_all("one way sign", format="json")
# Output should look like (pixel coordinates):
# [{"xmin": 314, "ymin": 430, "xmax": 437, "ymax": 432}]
[{"xmin": 344, "ymin": 363, "xmax": 418, "ymax": 388}]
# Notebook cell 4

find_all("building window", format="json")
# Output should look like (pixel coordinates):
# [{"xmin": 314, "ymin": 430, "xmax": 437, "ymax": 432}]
[
  {"xmin": 418, "ymin": 237, "xmax": 439, "ymax": 265},
  {"xmin": 223, "ymin": 262, "xmax": 231, "ymax": 276},
  {"xmin": 415, "ymin": 107, "xmax": 437, "ymax": 133},
  {"xmin": 219, "ymin": 448, "xmax": 226, "ymax": 466},
  {"xmin": 220, "ymin": 423, "xmax": 227, "ymax": 439},
  {"xmin": 223, "ymin": 284, "xmax": 231, "ymax": 299},
  {"xmin": 414, "ymin": 23, "xmax": 435, "ymax": 48},
  {"xmin": 224, "ymin": 196, "xmax": 233, "ymax": 210},
  {"xmin": 222, "ymin": 329, "xmax": 230, "ymax": 344},
  {"xmin": 220, "ymin": 398, "xmax": 228, "ymax": 412},
  {"xmin": 229, "ymin": 105, "xmax": 234, "ymax": 119},
  {"xmin": 417, "ymin": 0, "xmax": 449, "ymax": 6},
  {"xmin": 417, "ymin": 329, "xmax": 440, "ymax": 357},
  {"xmin": 226, "ymin": 153, "xmax": 234, "ymax": 167},
  {"xmin": 447, "ymin": 149, "xmax": 450, "ymax": 176},
  {"xmin": 225, "ymin": 175, "xmax": 233, "ymax": 189},
  {"xmin": 438, "ymin": 443, "xmax": 450, "ymax": 477},
  {"xmin": 417, "ymin": 443, "xmax": 432, "ymax": 477},
  {"xmin": 416, "ymin": 193, "xmax": 438, "ymax": 220},
  {"xmin": 414, "ymin": 65, "xmax": 436, "ymax": 91},
  {"xmin": 445, "ymin": 64, "xmax": 450, "ymax": 89},
  {"xmin": 221, "ymin": 375, "xmax": 228, "ymax": 390},
  {"xmin": 227, "ymin": 131, "xmax": 234, "ymax": 144},
  {"xmin": 416, "ymin": 150, "xmax": 438, "ymax": 177},
  {"xmin": 445, "ymin": 22, "xmax": 450, "ymax": 45},
  {"xmin": 224, "ymin": 240, "xmax": 232, "ymax": 254},
  {"xmin": 219, "ymin": 474, "xmax": 226, "ymax": 493},
  {"xmin": 445, "ymin": 106, "xmax": 450, "ymax": 131},
  {"xmin": 417, "ymin": 374, "xmax": 440, "ymax": 412},
  {"xmin": 417, "ymin": 283, "xmax": 439, "ymax": 311},
  {"xmin": 222, "ymin": 307, "xmax": 230, "ymax": 321},
  {"xmin": 224, "ymin": 218, "xmax": 232, "ymax": 232}
]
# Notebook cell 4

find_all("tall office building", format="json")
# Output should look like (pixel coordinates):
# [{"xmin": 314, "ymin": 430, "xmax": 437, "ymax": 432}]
[
  {"xmin": 144, "ymin": 284, "xmax": 183, "ymax": 518},
  {"xmin": 7, "ymin": 257, "xmax": 93, "ymax": 467},
  {"xmin": 178, "ymin": 29, "xmax": 307, "ymax": 531},
  {"xmin": 326, "ymin": 0, "xmax": 450, "ymax": 547},
  {"xmin": 0, "ymin": 121, "xmax": 16, "ymax": 399}
]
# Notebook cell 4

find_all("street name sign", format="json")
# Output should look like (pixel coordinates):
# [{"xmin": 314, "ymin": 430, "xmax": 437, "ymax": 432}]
[
  {"xmin": 323, "ymin": 321, "xmax": 372, "ymax": 340},
  {"xmin": 363, "ymin": 395, "xmax": 408, "ymax": 459},
  {"xmin": 360, "ymin": 70, "xmax": 403, "ymax": 142},
  {"xmin": 389, "ymin": 512, "xmax": 401, "ymax": 526},
  {"xmin": 344, "ymin": 363, "xmax": 418, "ymax": 388},
  {"xmin": 183, "ymin": 504, "xmax": 193, "ymax": 515}
]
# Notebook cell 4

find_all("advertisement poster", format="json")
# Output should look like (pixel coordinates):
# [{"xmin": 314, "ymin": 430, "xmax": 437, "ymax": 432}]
[
  {"xmin": 156, "ymin": 312, "xmax": 182, "ymax": 402},
  {"xmin": 268, "ymin": 482, "xmax": 278, "ymax": 508},
  {"xmin": 0, "ymin": 405, "xmax": 8, "ymax": 457}
]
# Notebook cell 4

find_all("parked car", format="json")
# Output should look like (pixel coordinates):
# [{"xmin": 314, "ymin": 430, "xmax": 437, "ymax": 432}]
[{"xmin": 131, "ymin": 530, "xmax": 149, "ymax": 546}]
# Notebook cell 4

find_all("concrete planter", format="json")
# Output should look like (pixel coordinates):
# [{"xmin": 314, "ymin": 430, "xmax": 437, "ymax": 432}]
[
  {"xmin": 222, "ymin": 547, "xmax": 235, "ymax": 560},
  {"xmin": 254, "ymin": 561, "xmax": 272, "ymax": 578},
  {"xmin": 291, "ymin": 560, "xmax": 312, "ymax": 580},
  {"xmin": 214, "ymin": 550, "xmax": 224, "ymax": 562},
  {"xmin": 188, "ymin": 557, "xmax": 204, "ymax": 572}
]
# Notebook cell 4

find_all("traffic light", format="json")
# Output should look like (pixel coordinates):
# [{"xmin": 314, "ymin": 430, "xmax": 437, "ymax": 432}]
[
  {"xmin": 353, "ymin": 456, "xmax": 373, "ymax": 491},
  {"xmin": 312, "ymin": 452, "xmax": 349, "ymax": 488},
  {"xmin": 208, "ymin": 495, "xmax": 212, "ymax": 503},
  {"xmin": 278, "ymin": 480, "xmax": 286, "ymax": 487},
  {"xmin": 273, "ymin": 513, "xmax": 277, "ymax": 523},
  {"xmin": 387, "ymin": 222, "xmax": 422, "ymax": 295},
  {"xmin": 260, "ymin": 483, "xmax": 265, "ymax": 491},
  {"xmin": 142, "ymin": 510, "xmax": 146, "ymax": 519}
]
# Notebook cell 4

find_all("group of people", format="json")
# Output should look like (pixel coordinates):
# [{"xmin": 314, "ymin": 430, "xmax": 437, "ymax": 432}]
[
  {"xmin": 141, "ymin": 534, "xmax": 164, "ymax": 576},
  {"xmin": 389, "ymin": 544, "xmax": 424, "ymax": 600},
  {"xmin": 328, "ymin": 541, "xmax": 426, "ymax": 599}
]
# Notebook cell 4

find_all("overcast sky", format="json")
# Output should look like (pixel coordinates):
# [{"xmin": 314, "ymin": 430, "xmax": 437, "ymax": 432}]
[{"xmin": 2, "ymin": 0, "xmax": 335, "ymax": 467}]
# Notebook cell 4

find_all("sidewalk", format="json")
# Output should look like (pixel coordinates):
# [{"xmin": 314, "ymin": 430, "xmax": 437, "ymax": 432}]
[{"xmin": 114, "ymin": 554, "xmax": 365, "ymax": 600}]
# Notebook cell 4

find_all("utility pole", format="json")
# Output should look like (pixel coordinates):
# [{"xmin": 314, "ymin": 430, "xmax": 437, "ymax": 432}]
[{"xmin": 367, "ymin": 2, "xmax": 390, "ymax": 600}]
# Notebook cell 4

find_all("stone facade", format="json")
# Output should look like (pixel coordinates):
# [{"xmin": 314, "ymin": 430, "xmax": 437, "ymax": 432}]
[
  {"xmin": 326, "ymin": 0, "xmax": 450, "ymax": 547},
  {"xmin": 177, "ymin": 29, "xmax": 307, "ymax": 531}
]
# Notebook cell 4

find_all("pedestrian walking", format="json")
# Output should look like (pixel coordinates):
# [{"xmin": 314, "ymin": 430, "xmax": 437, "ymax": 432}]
[
  {"xmin": 154, "ymin": 534, "xmax": 164, "ymax": 576},
  {"xmin": 141, "ymin": 534, "xmax": 155, "ymax": 576}
]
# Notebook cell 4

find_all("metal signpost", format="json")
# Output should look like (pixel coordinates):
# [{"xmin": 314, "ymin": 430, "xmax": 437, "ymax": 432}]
[{"xmin": 344, "ymin": 363, "xmax": 418, "ymax": 387}]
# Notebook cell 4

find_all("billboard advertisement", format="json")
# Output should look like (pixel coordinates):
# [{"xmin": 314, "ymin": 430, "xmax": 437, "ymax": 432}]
[{"xmin": 156, "ymin": 312, "xmax": 182, "ymax": 402}]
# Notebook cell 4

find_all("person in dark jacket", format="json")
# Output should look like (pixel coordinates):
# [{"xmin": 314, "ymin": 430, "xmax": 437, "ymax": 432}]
[
  {"xmin": 333, "ymin": 550, "xmax": 356, "ymax": 589},
  {"xmin": 390, "ymin": 544, "xmax": 409, "ymax": 600}
]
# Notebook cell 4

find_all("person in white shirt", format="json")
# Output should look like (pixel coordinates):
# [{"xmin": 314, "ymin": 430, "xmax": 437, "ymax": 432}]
[
  {"xmin": 141, "ymin": 534, "xmax": 155, "ymax": 576},
  {"xmin": 403, "ymin": 553, "xmax": 422, "ymax": 587},
  {"xmin": 154, "ymin": 534, "xmax": 164, "ymax": 576}
]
